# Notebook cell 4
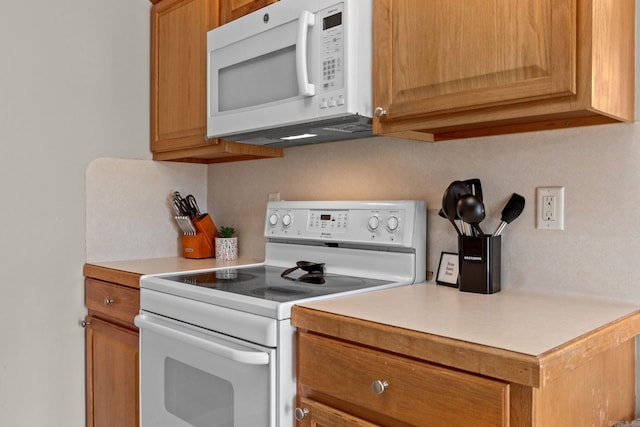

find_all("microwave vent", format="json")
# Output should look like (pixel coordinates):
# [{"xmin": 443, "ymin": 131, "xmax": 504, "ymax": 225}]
[{"xmin": 219, "ymin": 115, "xmax": 374, "ymax": 148}]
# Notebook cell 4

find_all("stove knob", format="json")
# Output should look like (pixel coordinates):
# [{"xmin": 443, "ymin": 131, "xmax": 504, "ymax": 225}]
[
  {"xmin": 268, "ymin": 213, "xmax": 279, "ymax": 226},
  {"xmin": 282, "ymin": 213, "xmax": 293, "ymax": 227},
  {"xmin": 368, "ymin": 215, "xmax": 380, "ymax": 231},
  {"xmin": 386, "ymin": 216, "xmax": 399, "ymax": 231}
]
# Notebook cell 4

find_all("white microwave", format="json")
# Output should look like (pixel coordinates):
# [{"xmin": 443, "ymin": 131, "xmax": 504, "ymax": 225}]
[{"xmin": 207, "ymin": 0, "xmax": 373, "ymax": 147}]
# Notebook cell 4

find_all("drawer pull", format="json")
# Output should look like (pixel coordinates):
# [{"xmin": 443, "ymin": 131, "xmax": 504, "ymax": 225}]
[
  {"xmin": 294, "ymin": 407, "xmax": 309, "ymax": 421},
  {"xmin": 372, "ymin": 379, "xmax": 389, "ymax": 394},
  {"xmin": 374, "ymin": 107, "xmax": 387, "ymax": 117},
  {"xmin": 104, "ymin": 298, "xmax": 114, "ymax": 306}
]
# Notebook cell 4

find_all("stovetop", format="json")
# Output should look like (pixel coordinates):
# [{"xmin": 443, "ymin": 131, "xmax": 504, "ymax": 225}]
[
  {"xmin": 161, "ymin": 265, "xmax": 392, "ymax": 303},
  {"xmin": 140, "ymin": 261, "xmax": 413, "ymax": 320}
]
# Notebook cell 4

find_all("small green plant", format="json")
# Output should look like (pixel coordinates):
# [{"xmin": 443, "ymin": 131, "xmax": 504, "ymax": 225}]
[{"xmin": 217, "ymin": 226, "xmax": 237, "ymax": 238}]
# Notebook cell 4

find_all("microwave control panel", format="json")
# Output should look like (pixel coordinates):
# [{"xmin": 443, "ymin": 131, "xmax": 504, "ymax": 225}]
[{"xmin": 319, "ymin": 3, "xmax": 345, "ymax": 105}]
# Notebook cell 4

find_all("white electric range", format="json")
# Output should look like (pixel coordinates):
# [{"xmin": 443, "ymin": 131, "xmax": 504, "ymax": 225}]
[{"xmin": 135, "ymin": 200, "xmax": 426, "ymax": 427}]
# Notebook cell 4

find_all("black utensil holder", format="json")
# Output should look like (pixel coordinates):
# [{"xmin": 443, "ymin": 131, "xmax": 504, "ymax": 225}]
[{"xmin": 458, "ymin": 235, "xmax": 501, "ymax": 294}]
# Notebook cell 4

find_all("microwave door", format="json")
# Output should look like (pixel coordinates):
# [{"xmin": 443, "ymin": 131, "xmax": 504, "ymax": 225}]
[{"xmin": 208, "ymin": 1, "xmax": 320, "ymax": 139}]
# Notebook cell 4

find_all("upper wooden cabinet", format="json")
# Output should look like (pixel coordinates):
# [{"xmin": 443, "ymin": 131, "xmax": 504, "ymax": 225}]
[
  {"xmin": 373, "ymin": 0, "xmax": 635, "ymax": 141},
  {"xmin": 150, "ymin": 0, "xmax": 283, "ymax": 163},
  {"xmin": 219, "ymin": 0, "xmax": 277, "ymax": 25}
]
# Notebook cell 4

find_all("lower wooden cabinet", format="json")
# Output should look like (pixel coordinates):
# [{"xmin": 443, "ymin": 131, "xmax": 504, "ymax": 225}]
[
  {"xmin": 296, "ymin": 397, "xmax": 379, "ymax": 427},
  {"xmin": 297, "ymin": 331, "xmax": 508, "ymax": 426},
  {"xmin": 83, "ymin": 272, "xmax": 141, "ymax": 427},
  {"xmin": 85, "ymin": 316, "xmax": 139, "ymax": 427},
  {"xmin": 293, "ymin": 304, "xmax": 637, "ymax": 427}
]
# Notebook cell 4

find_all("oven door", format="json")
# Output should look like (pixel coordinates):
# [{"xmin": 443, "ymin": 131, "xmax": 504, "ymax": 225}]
[
  {"xmin": 135, "ymin": 313, "xmax": 276, "ymax": 427},
  {"xmin": 207, "ymin": 0, "xmax": 320, "ymax": 139}
]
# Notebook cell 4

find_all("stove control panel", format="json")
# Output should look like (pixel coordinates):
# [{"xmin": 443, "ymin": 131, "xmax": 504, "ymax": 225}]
[
  {"xmin": 265, "ymin": 200, "xmax": 426, "ymax": 247},
  {"xmin": 308, "ymin": 210, "xmax": 349, "ymax": 232}
]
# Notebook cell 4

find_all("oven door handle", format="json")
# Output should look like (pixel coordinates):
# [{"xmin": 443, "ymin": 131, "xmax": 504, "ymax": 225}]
[{"xmin": 135, "ymin": 315, "xmax": 270, "ymax": 366}]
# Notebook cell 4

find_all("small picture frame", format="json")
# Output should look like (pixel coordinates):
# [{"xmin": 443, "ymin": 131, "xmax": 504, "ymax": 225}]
[{"xmin": 436, "ymin": 252, "xmax": 459, "ymax": 287}]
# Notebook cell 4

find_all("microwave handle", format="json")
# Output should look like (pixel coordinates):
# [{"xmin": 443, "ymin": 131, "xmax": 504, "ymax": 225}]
[
  {"xmin": 135, "ymin": 315, "xmax": 270, "ymax": 366},
  {"xmin": 296, "ymin": 10, "xmax": 316, "ymax": 97}
]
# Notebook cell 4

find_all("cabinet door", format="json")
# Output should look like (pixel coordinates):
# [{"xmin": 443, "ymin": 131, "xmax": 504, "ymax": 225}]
[
  {"xmin": 374, "ymin": 0, "xmax": 576, "ymax": 128},
  {"xmin": 219, "ymin": 0, "xmax": 277, "ymax": 25},
  {"xmin": 297, "ymin": 397, "xmax": 380, "ymax": 427},
  {"xmin": 151, "ymin": 0, "xmax": 216, "ymax": 153},
  {"xmin": 86, "ymin": 316, "xmax": 139, "ymax": 427}
]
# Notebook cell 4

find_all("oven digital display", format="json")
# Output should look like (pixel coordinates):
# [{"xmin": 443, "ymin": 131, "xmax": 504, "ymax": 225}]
[
  {"xmin": 309, "ymin": 210, "xmax": 348, "ymax": 233},
  {"xmin": 323, "ymin": 12, "xmax": 342, "ymax": 30}
]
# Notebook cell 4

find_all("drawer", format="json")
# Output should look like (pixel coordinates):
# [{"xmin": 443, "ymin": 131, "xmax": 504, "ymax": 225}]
[
  {"xmin": 297, "ymin": 397, "xmax": 379, "ymax": 427},
  {"xmin": 298, "ymin": 332, "xmax": 509, "ymax": 427},
  {"xmin": 85, "ymin": 278, "xmax": 140, "ymax": 328}
]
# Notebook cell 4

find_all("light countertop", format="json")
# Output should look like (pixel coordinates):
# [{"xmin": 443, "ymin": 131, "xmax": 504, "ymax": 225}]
[
  {"xmin": 86, "ymin": 256, "xmax": 263, "ymax": 276},
  {"xmin": 84, "ymin": 256, "xmax": 263, "ymax": 288},
  {"xmin": 296, "ymin": 282, "xmax": 640, "ymax": 357}
]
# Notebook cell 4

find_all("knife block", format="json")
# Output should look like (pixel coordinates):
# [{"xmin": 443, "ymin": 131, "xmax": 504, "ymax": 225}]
[
  {"xmin": 457, "ymin": 235, "xmax": 501, "ymax": 294},
  {"xmin": 182, "ymin": 214, "xmax": 217, "ymax": 259}
]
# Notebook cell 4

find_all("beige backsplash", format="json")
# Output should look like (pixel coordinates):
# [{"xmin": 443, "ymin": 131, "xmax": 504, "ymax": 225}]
[
  {"xmin": 85, "ymin": 125, "xmax": 640, "ymax": 303},
  {"xmin": 86, "ymin": 157, "xmax": 207, "ymax": 262},
  {"xmin": 208, "ymin": 123, "xmax": 640, "ymax": 303}
]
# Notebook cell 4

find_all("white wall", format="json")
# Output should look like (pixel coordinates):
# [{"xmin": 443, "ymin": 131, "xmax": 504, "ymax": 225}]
[{"xmin": 0, "ymin": 1, "xmax": 150, "ymax": 426}]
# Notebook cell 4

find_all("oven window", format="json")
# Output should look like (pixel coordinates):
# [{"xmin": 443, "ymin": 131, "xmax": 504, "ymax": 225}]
[{"xmin": 165, "ymin": 358, "xmax": 234, "ymax": 427}]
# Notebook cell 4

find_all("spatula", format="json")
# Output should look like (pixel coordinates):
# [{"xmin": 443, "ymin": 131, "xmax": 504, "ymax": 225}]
[{"xmin": 493, "ymin": 193, "xmax": 525, "ymax": 236}]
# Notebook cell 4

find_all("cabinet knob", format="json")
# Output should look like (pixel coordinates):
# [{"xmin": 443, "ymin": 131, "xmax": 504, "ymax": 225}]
[
  {"xmin": 372, "ymin": 379, "xmax": 389, "ymax": 394},
  {"xmin": 80, "ymin": 320, "xmax": 91, "ymax": 328},
  {"xmin": 104, "ymin": 298, "xmax": 114, "ymax": 306},
  {"xmin": 294, "ymin": 407, "xmax": 309, "ymax": 421},
  {"xmin": 374, "ymin": 107, "xmax": 387, "ymax": 118}
]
